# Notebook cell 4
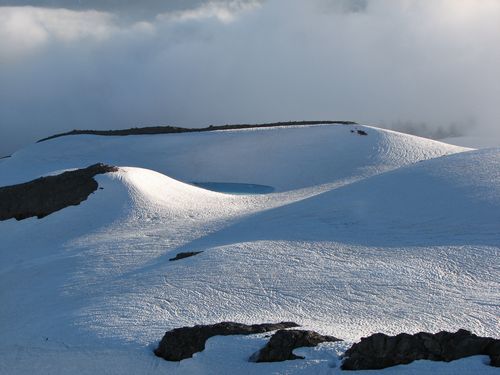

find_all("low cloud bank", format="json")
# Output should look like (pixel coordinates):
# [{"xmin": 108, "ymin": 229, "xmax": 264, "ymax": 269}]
[{"xmin": 1, "ymin": 0, "xmax": 499, "ymax": 155}]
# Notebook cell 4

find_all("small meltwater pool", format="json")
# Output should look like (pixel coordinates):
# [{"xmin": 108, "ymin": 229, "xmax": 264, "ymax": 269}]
[{"xmin": 192, "ymin": 182, "xmax": 275, "ymax": 195}]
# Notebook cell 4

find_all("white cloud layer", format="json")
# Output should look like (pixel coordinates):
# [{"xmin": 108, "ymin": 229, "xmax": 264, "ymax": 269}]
[
  {"xmin": 0, "ymin": 7, "xmax": 117, "ymax": 61},
  {"xmin": 1, "ymin": 0, "xmax": 499, "ymax": 155},
  {"xmin": 157, "ymin": 0, "xmax": 261, "ymax": 23}
]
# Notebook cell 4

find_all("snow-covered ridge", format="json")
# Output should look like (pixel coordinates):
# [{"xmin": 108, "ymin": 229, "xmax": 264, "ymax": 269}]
[{"xmin": 0, "ymin": 124, "xmax": 467, "ymax": 190}]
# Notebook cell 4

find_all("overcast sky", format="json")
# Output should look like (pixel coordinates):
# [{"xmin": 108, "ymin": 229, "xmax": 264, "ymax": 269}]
[{"xmin": 1, "ymin": 0, "xmax": 500, "ymax": 155}]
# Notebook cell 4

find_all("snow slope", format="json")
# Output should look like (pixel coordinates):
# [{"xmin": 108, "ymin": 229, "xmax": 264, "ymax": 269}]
[
  {"xmin": 0, "ymin": 124, "xmax": 465, "ymax": 190},
  {"xmin": 0, "ymin": 124, "xmax": 498, "ymax": 374},
  {"xmin": 191, "ymin": 148, "xmax": 500, "ymax": 248}
]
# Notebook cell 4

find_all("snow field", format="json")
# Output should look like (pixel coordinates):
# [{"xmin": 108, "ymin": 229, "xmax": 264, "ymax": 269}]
[{"xmin": 0, "ymin": 124, "xmax": 497, "ymax": 374}]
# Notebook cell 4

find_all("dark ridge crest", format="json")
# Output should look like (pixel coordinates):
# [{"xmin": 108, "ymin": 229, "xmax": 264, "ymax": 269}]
[{"xmin": 37, "ymin": 121, "xmax": 357, "ymax": 143}]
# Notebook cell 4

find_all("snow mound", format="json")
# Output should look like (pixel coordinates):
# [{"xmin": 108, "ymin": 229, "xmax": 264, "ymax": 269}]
[{"xmin": 0, "ymin": 124, "xmax": 467, "ymax": 191}]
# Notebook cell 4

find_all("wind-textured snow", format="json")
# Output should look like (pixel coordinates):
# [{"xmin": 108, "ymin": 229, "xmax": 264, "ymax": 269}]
[{"xmin": 0, "ymin": 124, "xmax": 498, "ymax": 374}]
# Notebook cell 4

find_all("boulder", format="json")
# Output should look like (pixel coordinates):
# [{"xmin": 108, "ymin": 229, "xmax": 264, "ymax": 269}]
[
  {"xmin": 250, "ymin": 329, "xmax": 341, "ymax": 362},
  {"xmin": 169, "ymin": 251, "xmax": 203, "ymax": 261},
  {"xmin": 342, "ymin": 329, "xmax": 500, "ymax": 370},
  {"xmin": 154, "ymin": 321, "xmax": 300, "ymax": 361}
]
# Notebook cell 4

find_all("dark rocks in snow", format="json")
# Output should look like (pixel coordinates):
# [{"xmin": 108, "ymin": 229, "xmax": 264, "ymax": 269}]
[
  {"xmin": 342, "ymin": 329, "xmax": 500, "ymax": 370},
  {"xmin": 350, "ymin": 129, "xmax": 368, "ymax": 136},
  {"xmin": 154, "ymin": 324, "xmax": 500, "ymax": 367},
  {"xmin": 250, "ymin": 329, "xmax": 341, "ymax": 362},
  {"xmin": 169, "ymin": 251, "xmax": 203, "ymax": 261},
  {"xmin": 0, "ymin": 163, "xmax": 118, "ymax": 221},
  {"xmin": 154, "ymin": 321, "xmax": 300, "ymax": 361},
  {"xmin": 38, "ymin": 121, "xmax": 357, "ymax": 143}
]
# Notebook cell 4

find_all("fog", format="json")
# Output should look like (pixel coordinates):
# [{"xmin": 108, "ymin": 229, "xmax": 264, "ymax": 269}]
[{"xmin": 1, "ymin": 0, "xmax": 500, "ymax": 156}]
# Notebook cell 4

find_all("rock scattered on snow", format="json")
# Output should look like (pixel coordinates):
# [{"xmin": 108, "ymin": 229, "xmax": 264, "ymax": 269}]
[
  {"xmin": 169, "ymin": 251, "xmax": 203, "ymax": 261},
  {"xmin": 0, "ymin": 163, "xmax": 118, "ymax": 221},
  {"xmin": 350, "ymin": 129, "xmax": 368, "ymax": 136},
  {"xmin": 249, "ymin": 329, "xmax": 341, "ymax": 362},
  {"xmin": 154, "ymin": 321, "xmax": 299, "ymax": 361},
  {"xmin": 341, "ymin": 329, "xmax": 500, "ymax": 370}
]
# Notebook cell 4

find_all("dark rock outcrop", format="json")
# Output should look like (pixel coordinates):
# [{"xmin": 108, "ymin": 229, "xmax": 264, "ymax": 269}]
[
  {"xmin": 250, "ymin": 329, "xmax": 341, "ymax": 362},
  {"xmin": 490, "ymin": 342, "xmax": 500, "ymax": 367},
  {"xmin": 154, "ymin": 321, "xmax": 300, "ymax": 361},
  {"xmin": 0, "ymin": 163, "xmax": 118, "ymax": 221},
  {"xmin": 342, "ymin": 329, "xmax": 500, "ymax": 370},
  {"xmin": 169, "ymin": 251, "xmax": 203, "ymax": 261},
  {"xmin": 350, "ymin": 129, "xmax": 368, "ymax": 135},
  {"xmin": 37, "ymin": 121, "xmax": 357, "ymax": 143}
]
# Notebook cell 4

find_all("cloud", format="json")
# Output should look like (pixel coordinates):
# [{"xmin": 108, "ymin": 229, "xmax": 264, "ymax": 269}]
[
  {"xmin": 0, "ymin": 1, "xmax": 261, "ymax": 62},
  {"xmin": 318, "ymin": 0, "xmax": 368, "ymax": 13},
  {"xmin": 0, "ymin": 0, "xmax": 261, "ymax": 21},
  {"xmin": 0, "ymin": 1, "xmax": 198, "ymax": 13},
  {"xmin": 157, "ymin": 0, "xmax": 261, "ymax": 23},
  {"xmin": 1, "ymin": 0, "xmax": 500, "ymax": 156},
  {"xmin": 0, "ymin": 7, "xmax": 117, "ymax": 62}
]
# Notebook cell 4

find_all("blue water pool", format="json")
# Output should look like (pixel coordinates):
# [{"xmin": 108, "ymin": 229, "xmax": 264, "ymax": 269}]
[{"xmin": 192, "ymin": 182, "xmax": 275, "ymax": 195}]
